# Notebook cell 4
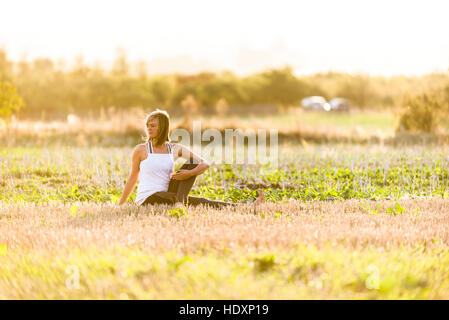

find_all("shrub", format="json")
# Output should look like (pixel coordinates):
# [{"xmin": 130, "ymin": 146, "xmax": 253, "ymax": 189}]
[
  {"xmin": 397, "ymin": 92, "xmax": 444, "ymax": 133},
  {"xmin": 0, "ymin": 81, "xmax": 25, "ymax": 120}
]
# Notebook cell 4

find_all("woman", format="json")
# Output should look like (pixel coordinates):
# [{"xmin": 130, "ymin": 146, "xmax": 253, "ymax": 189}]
[{"xmin": 117, "ymin": 109, "xmax": 264, "ymax": 208}]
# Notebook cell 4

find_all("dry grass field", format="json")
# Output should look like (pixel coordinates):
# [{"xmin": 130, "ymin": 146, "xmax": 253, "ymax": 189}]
[{"xmin": 1, "ymin": 200, "xmax": 448, "ymax": 299}]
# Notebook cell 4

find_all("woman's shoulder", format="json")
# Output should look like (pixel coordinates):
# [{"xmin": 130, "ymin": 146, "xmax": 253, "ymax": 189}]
[
  {"xmin": 135, "ymin": 143, "xmax": 148, "ymax": 150},
  {"xmin": 133, "ymin": 143, "xmax": 148, "ymax": 156}
]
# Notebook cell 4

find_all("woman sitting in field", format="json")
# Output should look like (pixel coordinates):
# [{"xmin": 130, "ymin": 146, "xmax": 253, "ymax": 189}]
[{"xmin": 117, "ymin": 109, "xmax": 264, "ymax": 208}]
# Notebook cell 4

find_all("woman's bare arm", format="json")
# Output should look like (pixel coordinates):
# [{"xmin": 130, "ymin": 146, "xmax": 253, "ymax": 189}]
[
  {"xmin": 118, "ymin": 145, "xmax": 143, "ymax": 205},
  {"xmin": 170, "ymin": 143, "xmax": 210, "ymax": 180}
]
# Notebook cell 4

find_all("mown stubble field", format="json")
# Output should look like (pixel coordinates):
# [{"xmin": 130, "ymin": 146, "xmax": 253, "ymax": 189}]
[{"xmin": 1, "ymin": 200, "xmax": 448, "ymax": 299}]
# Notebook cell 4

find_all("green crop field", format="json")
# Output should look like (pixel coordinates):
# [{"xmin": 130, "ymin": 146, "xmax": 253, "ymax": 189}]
[
  {"xmin": 1, "ymin": 142, "xmax": 449, "ymax": 299},
  {"xmin": 2, "ymin": 144, "xmax": 449, "ymax": 204}
]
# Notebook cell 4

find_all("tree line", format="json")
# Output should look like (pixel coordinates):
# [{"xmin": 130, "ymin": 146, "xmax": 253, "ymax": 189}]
[{"xmin": 1, "ymin": 49, "xmax": 448, "ymax": 120}]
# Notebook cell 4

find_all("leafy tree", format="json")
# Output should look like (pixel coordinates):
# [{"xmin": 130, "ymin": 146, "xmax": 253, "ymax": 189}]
[
  {"xmin": 336, "ymin": 74, "xmax": 375, "ymax": 109},
  {"xmin": 243, "ymin": 67, "xmax": 310, "ymax": 106},
  {"xmin": 150, "ymin": 76, "xmax": 175, "ymax": 106},
  {"xmin": 0, "ymin": 81, "xmax": 25, "ymax": 120},
  {"xmin": 397, "ymin": 92, "xmax": 444, "ymax": 133},
  {"xmin": 0, "ymin": 47, "xmax": 448, "ymax": 119}
]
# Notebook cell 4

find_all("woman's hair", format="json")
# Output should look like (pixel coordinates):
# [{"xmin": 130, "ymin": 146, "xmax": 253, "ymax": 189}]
[{"xmin": 145, "ymin": 109, "xmax": 170, "ymax": 146}]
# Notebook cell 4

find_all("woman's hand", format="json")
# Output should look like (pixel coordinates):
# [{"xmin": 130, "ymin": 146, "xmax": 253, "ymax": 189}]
[{"xmin": 170, "ymin": 169, "xmax": 193, "ymax": 180}]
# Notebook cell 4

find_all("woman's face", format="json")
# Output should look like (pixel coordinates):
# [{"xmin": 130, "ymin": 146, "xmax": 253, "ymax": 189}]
[{"xmin": 147, "ymin": 117, "xmax": 159, "ymax": 139}]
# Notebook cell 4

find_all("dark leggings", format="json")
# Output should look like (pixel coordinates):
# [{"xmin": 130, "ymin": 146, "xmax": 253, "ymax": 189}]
[{"xmin": 141, "ymin": 163, "xmax": 238, "ymax": 208}]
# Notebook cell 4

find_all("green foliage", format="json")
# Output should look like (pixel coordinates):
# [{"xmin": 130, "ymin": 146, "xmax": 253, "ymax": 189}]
[
  {"xmin": 2, "ymin": 49, "xmax": 449, "ymax": 118},
  {"xmin": 168, "ymin": 207, "xmax": 188, "ymax": 219},
  {"xmin": 253, "ymin": 253, "xmax": 277, "ymax": 272},
  {"xmin": 386, "ymin": 202, "xmax": 405, "ymax": 215},
  {"xmin": 244, "ymin": 67, "xmax": 311, "ymax": 106},
  {"xmin": 0, "ymin": 243, "xmax": 7, "ymax": 256},
  {"xmin": 362, "ymin": 203, "xmax": 382, "ymax": 214},
  {"xmin": 69, "ymin": 205, "xmax": 78, "ymax": 217},
  {"xmin": 397, "ymin": 92, "xmax": 445, "ymax": 133},
  {"xmin": 1, "ymin": 145, "xmax": 449, "ymax": 204},
  {"xmin": 336, "ymin": 74, "xmax": 375, "ymax": 109},
  {"xmin": 168, "ymin": 255, "xmax": 192, "ymax": 271},
  {"xmin": 110, "ymin": 194, "xmax": 119, "ymax": 204},
  {"xmin": 362, "ymin": 202, "xmax": 405, "ymax": 215},
  {"xmin": 274, "ymin": 212, "xmax": 283, "ymax": 221},
  {"xmin": 0, "ymin": 81, "xmax": 25, "ymax": 119}
]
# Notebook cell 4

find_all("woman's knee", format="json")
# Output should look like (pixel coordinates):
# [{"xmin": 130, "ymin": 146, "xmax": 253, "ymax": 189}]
[{"xmin": 145, "ymin": 192, "xmax": 176, "ymax": 205}]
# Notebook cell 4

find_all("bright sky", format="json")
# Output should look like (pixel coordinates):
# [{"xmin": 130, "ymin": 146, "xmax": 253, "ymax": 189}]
[{"xmin": 1, "ymin": 0, "xmax": 449, "ymax": 76}]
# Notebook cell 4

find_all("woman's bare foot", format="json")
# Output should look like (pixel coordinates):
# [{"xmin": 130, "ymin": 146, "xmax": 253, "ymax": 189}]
[
  {"xmin": 253, "ymin": 188, "xmax": 265, "ymax": 206},
  {"xmin": 250, "ymin": 189, "xmax": 264, "ymax": 214}
]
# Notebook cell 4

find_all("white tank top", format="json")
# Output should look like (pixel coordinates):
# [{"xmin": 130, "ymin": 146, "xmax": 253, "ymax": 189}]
[{"xmin": 135, "ymin": 141, "xmax": 174, "ymax": 205}]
